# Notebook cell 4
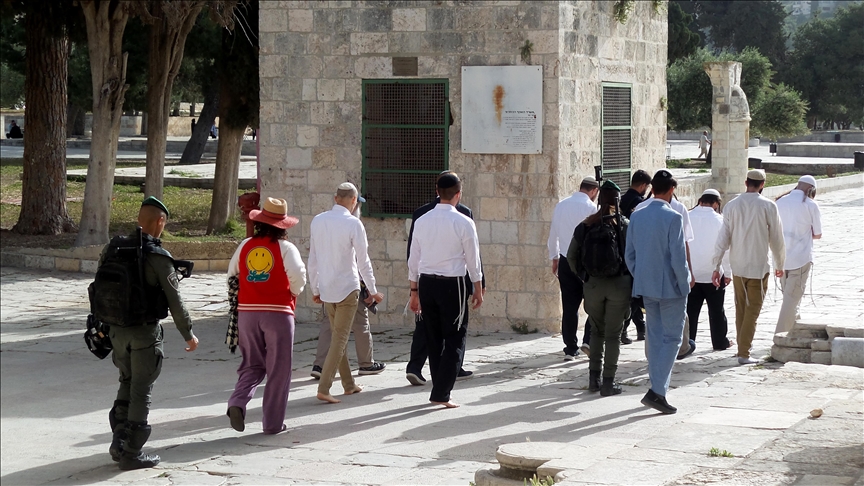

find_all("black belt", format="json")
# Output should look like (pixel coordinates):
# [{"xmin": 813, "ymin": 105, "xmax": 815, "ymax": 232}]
[{"xmin": 420, "ymin": 274, "xmax": 461, "ymax": 280}]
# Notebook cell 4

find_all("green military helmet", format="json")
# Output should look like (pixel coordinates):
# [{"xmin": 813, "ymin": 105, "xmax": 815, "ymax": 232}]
[{"xmin": 600, "ymin": 179, "xmax": 621, "ymax": 192}]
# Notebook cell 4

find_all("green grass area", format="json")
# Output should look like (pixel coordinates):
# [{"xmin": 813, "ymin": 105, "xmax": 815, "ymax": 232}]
[
  {"xmin": 1, "ymin": 157, "xmax": 245, "ymax": 242},
  {"xmin": 667, "ymin": 158, "xmax": 840, "ymax": 187}
]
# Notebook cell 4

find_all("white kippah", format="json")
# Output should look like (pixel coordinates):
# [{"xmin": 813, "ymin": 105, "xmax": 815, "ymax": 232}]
[
  {"xmin": 338, "ymin": 182, "xmax": 357, "ymax": 192},
  {"xmin": 702, "ymin": 188, "xmax": 721, "ymax": 197}
]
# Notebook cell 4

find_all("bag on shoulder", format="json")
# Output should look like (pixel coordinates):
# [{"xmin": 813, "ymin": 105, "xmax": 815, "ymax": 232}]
[
  {"xmin": 581, "ymin": 218, "xmax": 624, "ymax": 278},
  {"xmin": 89, "ymin": 228, "xmax": 168, "ymax": 327}
]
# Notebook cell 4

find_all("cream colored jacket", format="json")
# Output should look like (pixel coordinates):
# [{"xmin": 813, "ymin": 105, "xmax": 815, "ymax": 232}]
[{"xmin": 712, "ymin": 192, "xmax": 785, "ymax": 279}]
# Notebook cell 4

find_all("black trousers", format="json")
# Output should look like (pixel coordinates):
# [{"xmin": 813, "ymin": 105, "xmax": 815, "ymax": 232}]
[
  {"xmin": 557, "ymin": 255, "xmax": 589, "ymax": 349},
  {"xmin": 686, "ymin": 282, "xmax": 731, "ymax": 350},
  {"xmin": 622, "ymin": 296, "xmax": 645, "ymax": 335},
  {"xmin": 407, "ymin": 307, "xmax": 467, "ymax": 376},
  {"xmin": 418, "ymin": 275, "xmax": 469, "ymax": 403}
]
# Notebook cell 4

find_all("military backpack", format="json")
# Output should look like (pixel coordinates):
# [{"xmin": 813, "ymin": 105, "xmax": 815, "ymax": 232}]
[{"xmin": 580, "ymin": 214, "xmax": 625, "ymax": 279}]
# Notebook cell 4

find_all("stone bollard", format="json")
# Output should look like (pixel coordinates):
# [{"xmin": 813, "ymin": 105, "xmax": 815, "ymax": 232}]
[
  {"xmin": 831, "ymin": 338, "xmax": 864, "ymax": 368},
  {"xmin": 475, "ymin": 442, "xmax": 586, "ymax": 486}
]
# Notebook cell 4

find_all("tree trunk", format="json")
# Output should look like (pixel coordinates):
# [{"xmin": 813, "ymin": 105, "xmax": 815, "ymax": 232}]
[
  {"xmin": 75, "ymin": 1, "xmax": 130, "ymax": 247},
  {"xmin": 189, "ymin": 102, "xmax": 195, "ymax": 117},
  {"xmin": 179, "ymin": 85, "xmax": 218, "ymax": 165},
  {"xmin": 143, "ymin": 2, "xmax": 203, "ymax": 200},
  {"xmin": 206, "ymin": 123, "xmax": 243, "ymax": 234},
  {"xmin": 13, "ymin": 12, "xmax": 75, "ymax": 235},
  {"xmin": 68, "ymin": 103, "xmax": 86, "ymax": 137}
]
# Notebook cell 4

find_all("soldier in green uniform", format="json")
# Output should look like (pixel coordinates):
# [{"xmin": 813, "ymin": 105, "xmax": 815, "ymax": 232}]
[{"xmin": 104, "ymin": 197, "xmax": 198, "ymax": 470}]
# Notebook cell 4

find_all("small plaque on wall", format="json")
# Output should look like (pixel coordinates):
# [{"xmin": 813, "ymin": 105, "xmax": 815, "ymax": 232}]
[{"xmin": 392, "ymin": 57, "xmax": 418, "ymax": 76}]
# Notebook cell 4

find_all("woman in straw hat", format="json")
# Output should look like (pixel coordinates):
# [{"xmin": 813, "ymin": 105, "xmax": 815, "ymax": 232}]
[{"xmin": 225, "ymin": 197, "xmax": 306, "ymax": 434}]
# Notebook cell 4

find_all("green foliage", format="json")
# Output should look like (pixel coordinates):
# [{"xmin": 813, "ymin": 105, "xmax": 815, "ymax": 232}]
[
  {"xmin": 751, "ymin": 83, "xmax": 809, "ymax": 140},
  {"xmin": 652, "ymin": 0, "xmax": 666, "ymax": 15},
  {"xmin": 520, "ymin": 40, "xmax": 533, "ymax": 65},
  {"xmin": 172, "ymin": 10, "xmax": 223, "ymax": 107},
  {"xmin": 613, "ymin": 0, "xmax": 636, "ymax": 24},
  {"xmin": 0, "ymin": 63, "xmax": 24, "ymax": 109},
  {"xmin": 219, "ymin": 0, "xmax": 259, "ymax": 129},
  {"xmin": 524, "ymin": 474, "xmax": 555, "ymax": 486},
  {"xmin": 708, "ymin": 447, "xmax": 735, "ymax": 458},
  {"xmin": 511, "ymin": 322, "xmax": 539, "ymax": 334},
  {"xmin": 781, "ymin": 3, "xmax": 864, "ymax": 128},
  {"xmin": 667, "ymin": 2, "xmax": 701, "ymax": 65}
]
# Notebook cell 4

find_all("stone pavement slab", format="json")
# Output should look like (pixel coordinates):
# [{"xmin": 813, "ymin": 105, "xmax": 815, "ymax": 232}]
[{"xmin": 2, "ymin": 187, "xmax": 862, "ymax": 485}]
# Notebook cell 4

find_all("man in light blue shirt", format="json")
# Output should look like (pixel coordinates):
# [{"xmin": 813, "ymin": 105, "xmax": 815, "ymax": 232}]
[{"xmin": 625, "ymin": 170, "xmax": 691, "ymax": 414}]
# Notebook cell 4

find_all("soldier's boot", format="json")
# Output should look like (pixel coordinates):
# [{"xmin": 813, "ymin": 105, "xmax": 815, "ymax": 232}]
[
  {"xmin": 118, "ymin": 421, "xmax": 160, "ymax": 470},
  {"xmin": 108, "ymin": 400, "xmax": 129, "ymax": 462},
  {"xmin": 600, "ymin": 377, "xmax": 622, "ymax": 397},
  {"xmin": 588, "ymin": 370, "xmax": 601, "ymax": 393}
]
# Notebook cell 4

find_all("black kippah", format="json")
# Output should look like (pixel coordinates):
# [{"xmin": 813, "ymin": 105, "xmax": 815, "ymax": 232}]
[{"xmin": 437, "ymin": 173, "xmax": 460, "ymax": 189}]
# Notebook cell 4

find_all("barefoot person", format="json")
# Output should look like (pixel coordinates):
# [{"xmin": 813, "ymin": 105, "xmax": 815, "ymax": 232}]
[
  {"xmin": 308, "ymin": 182, "xmax": 383, "ymax": 404},
  {"xmin": 226, "ymin": 197, "xmax": 306, "ymax": 435},
  {"xmin": 408, "ymin": 172, "xmax": 483, "ymax": 408}
]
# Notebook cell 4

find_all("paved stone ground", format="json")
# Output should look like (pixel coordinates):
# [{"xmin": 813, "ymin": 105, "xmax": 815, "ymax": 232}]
[{"xmin": 1, "ymin": 188, "xmax": 862, "ymax": 486}]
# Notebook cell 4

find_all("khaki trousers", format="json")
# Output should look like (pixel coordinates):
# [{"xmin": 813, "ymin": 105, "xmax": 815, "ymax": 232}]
[
  {"xmin": 318, "ymin": 290, "xmax": 360, "ymax": 395},
  {"xmin": 313, "ymin": 301, "xmax": 373, "ymax": 368},
  {"xmin": 775, "ymin": 262, "xmax": 812, "ymax": 334},
  {"xmin": 733, "ymin": 274, "xmax": 768, "ymax": 359}
]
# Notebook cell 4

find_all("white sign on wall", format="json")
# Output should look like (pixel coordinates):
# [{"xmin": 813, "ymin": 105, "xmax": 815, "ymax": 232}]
[{"xmin": 461, "ymin": 65, "xmax": 543, "ymax": 154}]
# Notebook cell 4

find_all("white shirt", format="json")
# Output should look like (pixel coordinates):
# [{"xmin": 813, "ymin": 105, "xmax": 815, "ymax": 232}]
[
  {"xmin": 228, "ymin": 238, "xmax": 307, "ymax": 295},
  {"xmin": 408, "ymin": 204, "xmax": 482, "ymax": 283},
  {"xmin": 712, "ymin": 192, "xmax": 785, "ymax": 279},
  {"xmin": 688, "ymin": 206, "xmax": 731, "ymax": 283},
  {"xmin": 634, "ymin": 196, "xmax": 695, "ymax": 242},
  {"xmin": 776, "ymin": 189, "xmax": 822, "ymax": 270},
  {"xmin": 308, "ymin": 204, "xmax": 378, "ymax": 303},
  {"xmin": 547, "ymin": 191, "xmax": 597, "ymax": 260}
]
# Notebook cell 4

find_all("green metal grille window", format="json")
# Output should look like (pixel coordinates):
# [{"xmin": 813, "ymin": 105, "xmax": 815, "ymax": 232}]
[
  {"xmin": 601, "ymin": 83, "xmax": 632, "ymax": 188},
  {"xmin": 362, "ymin": 79, "xmax": 449, "ymax": 218}
]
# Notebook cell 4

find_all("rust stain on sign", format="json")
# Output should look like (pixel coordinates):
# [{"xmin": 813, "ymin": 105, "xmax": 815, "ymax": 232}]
[{"xmin": 493, "ymin": 85, "xmax": 505, "ymax": 125}]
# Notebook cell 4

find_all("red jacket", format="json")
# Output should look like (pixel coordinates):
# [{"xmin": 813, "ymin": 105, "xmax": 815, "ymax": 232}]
[{"xmin": 238, "ymin": 237, "xmax": 296, "ymax": 313}]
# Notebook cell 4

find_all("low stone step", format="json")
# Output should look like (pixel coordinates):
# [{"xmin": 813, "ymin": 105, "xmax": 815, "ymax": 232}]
[
  {"xmin": 832, "ymin": 337, "xmax": 864, "ymax": 368},
  {"xmin": 495, "ymin": 442, "xmax": 583, "ymax": 471},
  {"xmin": 787, "ymin": 328, "xmax": 829, "ymax": 339},
  {"xmin": 793, "ymin": 321, "xmax": 828, "ymax": 333},
  {"xmin": 811, "ymin": 340, "xmax": 832, "ymax": 352},
  {"xmin": 771, "ymin": 345, "xmax": 811, "ymax": 363},
  {"xmin": 773, "ymin": 332, "xmax": 818, "ymax": 349},
  {"xmin": 811, "ymin": 351, "xmax": 832, "ymax": 365},
  {"xmin": 474, "ymin": 466, "xmax": 524, "ymax": 486},
  {"xmin": 825, "ymin": 325, "xmax": 847, "ymax": 340}
]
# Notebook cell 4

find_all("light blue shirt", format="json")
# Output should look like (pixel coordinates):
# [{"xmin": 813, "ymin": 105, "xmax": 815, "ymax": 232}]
[{"xmin": 625, "ymin": 199, "xmax": 691, "ymax": 299}]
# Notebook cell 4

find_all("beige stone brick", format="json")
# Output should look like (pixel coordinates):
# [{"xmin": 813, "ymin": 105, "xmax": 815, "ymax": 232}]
[
  {"xmin": 479, "ymin": 290, "xmax": 507, "ymax": 318},
  {"xmin": 288, "ymin": 9, "xmax": 313, "ymax": 32},
  {"xmin": 55, "ymin": 257, "xmax": 80, "ymax": 272},
  {"xmin": 312, "ymin": 148, "xmax": 337, "ymax": 169},
  {"xmin": 285, "ymin": 147, "xmax": 313, "ymax": 169},
  {"xmin": 350, "ymin": 33, "xmax": 389, "ymax": 55},
  {"xmin": 386, "ymin": 239, "xmax": 407, "ymax": 261},
  {"xmin": 308, "ymin": 169, "xmax": 346, "ymax": 193},
  {"xmin": 296, "ymin": 125, "xmax": 319, "ymax": 147},
  {"xmin": 475, "ymin": 220, "xmax": 491, "ymax": 245},
  {"xmin": 392, "ymin": 8, "xmax": 426, "ymax": 32},
  {"xmin": 372, "ymin": 260, "xmax": 392, "ymax": 287},
  {"xmin": 507, "ymin": 292, "xmax": 538, "ymax": 319},
  {"xmin": 191, "ymin": 260, "xmax": 210, "ymax": 272},
  {"xmin": 536, "ymin": 293, "xmax": 561, "ymax": 319},
  {"xmin": 479, "ymin": 197, "xmax": 509, "ymax": 221},
  {"xmin": 260, "ymin": 9, "xmax": 288, "ymax": 32},
  {"xmin": 310, "ymin": 102, "xmax": 336, "ymax": 125},
  {"xmin": 496, "ymin": 266, "xmax": 524, "ymax": 292},
  {"xmin": 316, "ymin": 79, "xmax": 346, "ymax": 101},
  {"xmin": 480, "ymin": 244, "xmax": 507, "ymax": 266},
  {"xmin": 353, "ymin": 56, "xmax": 391, "ymax": 78},
  {"xmin": 302, "ymin": 79, "xmax": 317, "ymax": 101},
  {"xmin": 81, "ymin": 260, "xmax": 99, "ymax": 274},
  {"xmin": 490, "ymin": 222, "xmax": 519, "ymax": 245}
]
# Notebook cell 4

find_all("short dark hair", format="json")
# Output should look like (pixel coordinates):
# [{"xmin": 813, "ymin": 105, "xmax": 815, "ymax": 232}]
[
  {"xmin": 580, "ymin": 181, "xmax": 598, "ymax": 191},
  {"xmin": 253, "ymin": 222, "xmax": 288, "ymax": 242},
  {"xmin": 746, "ymin": 178, "xmax": 764, "ymax": 188},
  {"xmin": 698, "ymin": 194, "xmax": 721, "ymax": 206},
  {"xmin": 631, "ymin": 170, "xmax": 651, "ymax": 186},
  {"xmin": 651, "ymin": 176, "xmax": 677, "ymax": 195},
  {"xmin": 437, "ymin": 184, "xmax": 461, "ymax": 201}
]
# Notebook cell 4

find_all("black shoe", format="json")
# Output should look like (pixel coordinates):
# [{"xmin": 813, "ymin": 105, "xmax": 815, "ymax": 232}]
[
  {"xmin": 359, "ymin": 362, "xmax": 386, "ymax": 375},
  {"xmin": 641, "ymin": 389, "xmax": 677, "ymax": 414},
  {"xmin": 119, "ymin": 451, "xmax": 161, "ymax": 470},
  {"xmin": 564, "ymin": 348, "xmax": 579, "ymax": 361},
  {"xmin": 310, "ymin": 365, "xmax": 322, "ymax": 379},
  {"xmin": 636, "ymin": 330, "xmax": 646, "ymax": 341},
  {"xmin": 108, "ymin": 400, "xmax": 129, "ymax": 462},
  {"xmin": 677, "ymin": 339, "xmax": 696, "ymax": 360},
  {"xmin": 406, "ymin": 371, "xmax": 427, "ymax": 386},
  {"xmin": 227, "ymin": 406, "xmax": 245, "ymax": 432},
  {"xmin": 621, "ymin": 331, "xmax": 633, "ymax": 345},
  {"xmin": 600, "ymin": 377, "xmax": 622, "ymax": 396},
  {"xmin": 118, "ymin": 422, "xmax": 160, "ymax": 470},
  {"xmin": 588, "ymin": 370, "xmax": 601, "ymax": 392},
  {"xmin": 456, "ymin": 369, "xmax": 474, "ymax": 381}
]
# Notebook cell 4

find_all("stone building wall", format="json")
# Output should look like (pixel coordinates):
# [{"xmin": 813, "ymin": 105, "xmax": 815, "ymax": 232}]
[{"xmin": 258, "ymin": 0, "xmax": 668, "ymax": 332}]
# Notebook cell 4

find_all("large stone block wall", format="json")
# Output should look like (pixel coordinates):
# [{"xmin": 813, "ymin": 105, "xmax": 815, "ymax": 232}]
[{"xmin": 258, "ymin": 1, "xmax": 668, "ymax": 332}]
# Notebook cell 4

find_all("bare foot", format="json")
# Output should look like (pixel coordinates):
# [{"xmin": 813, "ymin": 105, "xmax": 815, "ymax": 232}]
[
  {"xmin": 344, "ymin": 385, "xmax": 363, "ymax": 395},
  {"xmin": 430, "ymin": 400, "xmax": 460, "ymax": 408},
  {"xmin": 317, "ymin": 392, "xmax": 341, "ymax": 404}
]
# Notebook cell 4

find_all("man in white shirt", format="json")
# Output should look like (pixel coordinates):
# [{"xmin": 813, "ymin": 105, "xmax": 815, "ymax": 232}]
[
  {"xmin": 687, "ymin": 189, "xmax": 734, "ymax": 351},
  {"xmin": 308, "ymin": 182, "xmax": 384, "ymax": 404},
  {"xmin": 547, "ymin": 177, "xmax": 599, "ymax": 359},
  {"xmin": 774, "ymin": 175, "xmax": 822, "ymax": 333},
  {"xmin": 698, "ymin": 131, "xmax": 711, "ymax": 159},
  {"xmin": 712, "ymin": 169, "xmax": 785, "ymax": 365},
  {"xmin": 408, "ymin": 173, "xmax": 483, "ymax": 408}
]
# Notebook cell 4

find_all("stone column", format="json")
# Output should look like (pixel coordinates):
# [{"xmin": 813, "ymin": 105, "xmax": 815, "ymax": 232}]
[{"xmin": 703, "ymin": 62, "xmax": 751, "ymax": 197}]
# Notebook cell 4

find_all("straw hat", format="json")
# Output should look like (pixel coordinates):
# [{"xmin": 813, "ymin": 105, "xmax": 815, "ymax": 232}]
[{"xmin": 249, "ymin": 197, "xmax": 299, "ymax": 229}]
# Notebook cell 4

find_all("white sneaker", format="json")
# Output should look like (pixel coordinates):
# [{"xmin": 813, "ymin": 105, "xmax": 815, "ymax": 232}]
[{"xmin": 737, "ymin": 356, "xmax": 759, "ymax": 365}]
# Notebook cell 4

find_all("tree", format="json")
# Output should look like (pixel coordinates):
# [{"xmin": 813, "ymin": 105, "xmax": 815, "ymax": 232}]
[
  {"xmin": 178, "ymin": 10, "xmax": 221, "ymax": 165},
  {"xmin": 75, "ymin": 1, "xmax": 142, "ymax": 247},
  {"xmin": 142, "ymin": 0, "xmax": 206, "ymax": 201},
  {"xmin": 680, "ymin": 0, "xmax": 789, "ymax": 68},
  {"xmin": 667, "ymin": 1, "xmax": 700, "ymax": 65},
  {"xmin": 750, "ymin": 83, "xmax": 809, "ymax": 141},
  {"xmin": 0, "ymin": 3, "xmax": 26, "ymax": 109},
  {"xmin": 781, "ymin": 3, "xmax": 864, "ymax": 129},
  {"xmin": 207, "ymin": 0, "xmax": 256, "ymax": 234},
  {"xmin": 12, "ymin": 1, "xmax": 77, "ymax": 235}
]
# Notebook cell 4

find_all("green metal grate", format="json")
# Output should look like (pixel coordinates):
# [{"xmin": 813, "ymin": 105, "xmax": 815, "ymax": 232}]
[
  {"xmin": 601, "ymin": 83, "xmax": 632, "ymax": 188},
  {"xmin": 362, "ymin": 79, "xmax": 449, "ymax": 218}
]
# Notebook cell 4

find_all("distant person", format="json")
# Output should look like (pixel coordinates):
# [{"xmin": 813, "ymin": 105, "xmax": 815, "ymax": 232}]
[
  {"xmin": 687, "ymin": 189, "xmax": 734, "ymax": 351},
  {"xmin": 568, "ymin": 180, "xmax": 630, "ymax": 397},
  {"xmin": 774, "ymin": 175, "xmax": 821, "ymax": 334},
  {"xmin": 226, "ymin": 197, "xmax": 306, "ymax": 435},
  {"xmin": 711, "ymin": 169, "xmax": 785, "ymax": 365},
  {"xmin": 252, "ymin": 128, "xmax": 257, "ymax": 141},
  {"xmin": 210, "ymin": 124, "xmax": 218, "ymax": 139},
  {"xmin": 191, "ymin": 118, "xmax": 196, "ymax": 134},
  {"xmin": 619, "ymin": 169, "xmax": 652, "ymax": 344},
  {"xmin": 698, "ymin": 131, "xmax": 711, "ymax": 159},
  {"xmin": 625, "ymin": 170, "xmax": 691, "ymax": 415},
  {"xmin": 6, "ymin": 120, "xmax": 23, "ymax": 139},
  {"xmin": 547, "ymin": 176, "xmax": 600, "ymax": 360}
]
